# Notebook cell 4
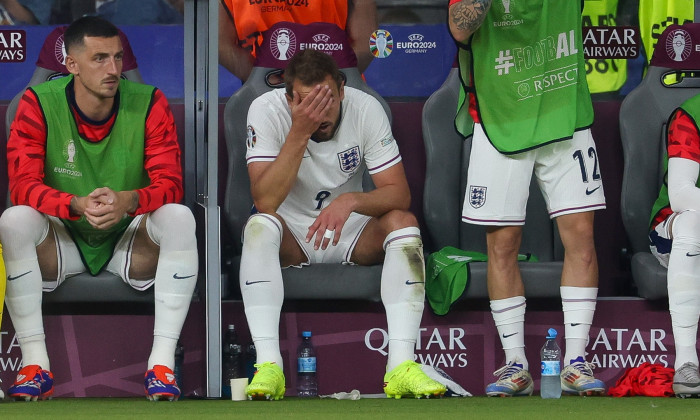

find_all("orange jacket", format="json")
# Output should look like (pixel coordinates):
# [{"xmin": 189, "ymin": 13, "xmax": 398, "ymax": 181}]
[{"xmin": 223, "ymin": 0, "xmax": 348, "ymax": 57}]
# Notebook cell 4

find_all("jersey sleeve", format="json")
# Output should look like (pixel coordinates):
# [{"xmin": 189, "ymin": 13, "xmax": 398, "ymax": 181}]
[
  {"xmin": 360, "ymin": 95, "xmax": 402, "ymax": 174},
  {"xmin": 245, "ymin": 94, "xmax": 285, "ymax": 164},
  {"xmin": 667, "ymin": 109, "xmax": 700, "ymax": 163},
  {"xmin": 7, "ymin": 89, "xmax": 75, "ymax": 218},
  {"xmin": 133, "ymin": 88, "xmax": 184, "ymax": 215}
]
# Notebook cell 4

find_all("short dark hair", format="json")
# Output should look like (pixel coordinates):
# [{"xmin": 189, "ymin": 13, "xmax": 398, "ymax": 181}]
[
  {"xmin": 284, "ymin": 49, "xmax": 344, "ymax": 97},
  {"xmin": 64, "ymin": 16, "xmax": 120, "ymax": 54}
]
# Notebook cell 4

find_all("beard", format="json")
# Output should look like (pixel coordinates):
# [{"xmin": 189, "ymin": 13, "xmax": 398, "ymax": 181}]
[{"xmin": 310, "ymin": 103, "xmax": 342, "ymax": 143}]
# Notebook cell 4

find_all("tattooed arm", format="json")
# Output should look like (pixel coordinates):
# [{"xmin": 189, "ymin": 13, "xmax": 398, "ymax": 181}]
[{"xmin": 448, "ymin": 0, "xmax": 492, "ymax": 43}]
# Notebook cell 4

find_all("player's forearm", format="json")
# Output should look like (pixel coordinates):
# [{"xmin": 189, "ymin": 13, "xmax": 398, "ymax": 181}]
[
  {"xmin": 250, "ymin": 141, "xmax": 307, "ymax": 213},
  {"xmin": 348, "ymin": 0, "xmax": 377, "ymax": 72},
  {"xmin": 219, "ymin": 43, "xmax": 254, "ymax": 81},
  {"xmin": 339, "ymin": 184, "xmax": 411, "ymax": 218},
  {"xmin": 448, "ymin": 0, "xmax": 492, "ymax": 43}
]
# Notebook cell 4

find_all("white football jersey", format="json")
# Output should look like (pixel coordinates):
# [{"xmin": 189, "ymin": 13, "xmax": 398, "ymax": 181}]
[{"xmin": 246, "ymin": 87, "xmax": 401, "ymax": 227}]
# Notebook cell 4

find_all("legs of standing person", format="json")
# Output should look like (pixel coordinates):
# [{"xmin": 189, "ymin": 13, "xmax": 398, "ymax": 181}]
[
  {"xmin": 483, "ymin": 225, "xmax": 533, "ymax": 397},
  {"xmin": 351, "ymin": 209, "xmax": 445, "ymax": 398},
  {"xmin": 462, "ymin": 124, "xmax": 533, "ymax": 396},
  {"xmin": 555, "ymin": 211, "xmax": 605, "ymax": 395},
  {"xmin": 239, "ymin": 212, "xmax": 305, "ymax": 400},
  {"xmin": 665, "ymin": 211, "xmax": 700, "ymax": 396}
]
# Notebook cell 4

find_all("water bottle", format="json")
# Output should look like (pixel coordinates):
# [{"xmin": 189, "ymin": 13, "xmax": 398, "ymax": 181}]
[
  {"xmin": 245, "ymin": 342, "xmax": 257, "ymax": 382},
  {"xmin": 222, "ymin": 324, "xmax": 243, "ymax": 398},
  {"xmin": 297, "ymin": 331, "xmax": 318, "ymax": 397},
  {"xmin": 540, "ymin": 327, "xmax": 562, "ymax": 399},
  {"xmin": 174, "ymin": 340, "xmax": 184, "ymax": 394}
]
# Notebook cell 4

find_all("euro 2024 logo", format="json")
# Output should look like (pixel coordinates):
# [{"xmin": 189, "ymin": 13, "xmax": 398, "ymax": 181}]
[{"xmin": 370, "ymin": 29, "xmax": 393, "ymax": 59}]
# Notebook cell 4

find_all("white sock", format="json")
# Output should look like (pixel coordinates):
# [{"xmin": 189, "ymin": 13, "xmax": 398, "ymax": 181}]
[
  {"xmin": 0, "ymin": 206, "xmax": 51, "ymax": 369},
  {"xmin": 490, "ymin": 296, "xmax": 527, "ymax": 370},
  {"xmin": 240, "ymin": 214, "xmax": 284, "ymax": 368},
  {"xmin": 561, "ymin": 286, "xmax": 598, "ymax": 364},
  {"xmin": 667, "ymin": 212, "xmax": 700, "ymax": 370},
  {"xmin": 381, "ymin": 227, "xmax": 424, "ymax": 371},
  {"xmin": 146, "ymin": 204, "xmax": 198, "ymax": 369}
]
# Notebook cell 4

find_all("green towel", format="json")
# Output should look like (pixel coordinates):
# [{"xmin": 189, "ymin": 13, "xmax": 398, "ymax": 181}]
[{"xmin": 425, "ymin": 246, "xmax": 537, "ymax": 316}]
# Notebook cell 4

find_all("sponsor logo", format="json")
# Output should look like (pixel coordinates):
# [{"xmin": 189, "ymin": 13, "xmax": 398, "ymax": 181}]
[
  {"xmin": 53, "ymin": 167, "xmax": 83, "ymax": 178},
  {"xmin": 54, "ymin": 33, "xmax": 66, "ymax": 65},
  {"xmin": 686, "ymin": 252, "xmax": 700, "ymax": 257},
  {"xmin": 270, "ymin": 28, "xmax": 296, "ymax": 61},
  {"xmin": 172, "ymin": 273, "xmax": 195, "ymax": 280},
  {"xmin": 0, "ymin": 29, "xmax": 26, "ymax": 62},
  {"xmin": 493, "ymin": 0, "xmax": 523, "ymax": 27},
  {"xmin": 394, "ymin": 33, "xmax": 437, "ymax": 54},
  {"xmin": 583, "ymin": 26, "xmax": 639, "ymax": 59},
  {"xmin": 666, "ymin": 28, "xmax": 692, "ymax": 62},
  {"xmin": 502, "ymin": 332, "xmax": 518, "ymax": 338},
  {"xmin": 246, "ymin": 125, "xmax": 257, "ymax": 149},
  {"xmin": 589, "ymin": 327, "xmax": 670, "ymax": 368},
  {"xmin": 299, "ymin": 33, "xmax": 344, "ymax": 54},
  {"xmin": 63, "ymin": 139, "xmax": 77, "ymax": 167},
  {"xmin": 366, "ymin": 327, "xmax": 469, "ymax": 368},
  {"xmin": 405, "ymin": 280, "xmax": 425, "ymax": 285},
  {"xmin": 369, "ymin": 29, "xmax": 393, "ymax": 58},
  {"xmin": 337, "ymin": 146, "xmax": 360, "ymax": 173},
  {"xmin": 380, "ymin": 137, "xmax": 394, "ymax": 147},
  {"xmin": 245, "ymin": 280, "xmax": 271, "ymax": 285},
  {"xmin": 7, "ymin": 271, "xmax": 31, "ymax": 281},
  {"xmin": 469, "ymin": 185, "xmax": 487, "ymax": 209},
  {"xmin": 585, "ymin": 186, "xmax": 601, "ymax": 195}
]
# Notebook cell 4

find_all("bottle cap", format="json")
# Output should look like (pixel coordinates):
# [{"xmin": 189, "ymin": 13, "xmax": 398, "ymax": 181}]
[
  {"xmin": 547, "ymin": 328, "xmax": 557, "ymax": 339},
  {"xmin": 302, "ymin": 331, "xmax": 312, "ymax": 337}
]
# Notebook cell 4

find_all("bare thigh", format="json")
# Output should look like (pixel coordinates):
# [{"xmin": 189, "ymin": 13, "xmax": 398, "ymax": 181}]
[{"xmin": 130, "ymin": 215, "xmax": 160, "ymax": 280}]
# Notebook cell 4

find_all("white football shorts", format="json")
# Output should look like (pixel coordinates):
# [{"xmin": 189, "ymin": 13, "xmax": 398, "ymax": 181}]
[
  {"xmin": 283, "ymin": 211, "xmax": 372, "ymax": 267},
  {"xmin": 44, "ymin": 214, "xmax": 152, "ymax": 291},
  {"xmin": 462, "ymin": 123, "xmax": 607, "ymax": 225}
]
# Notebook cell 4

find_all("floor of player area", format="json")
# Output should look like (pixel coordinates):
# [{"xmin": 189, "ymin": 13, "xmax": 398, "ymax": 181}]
[{"xmin": 0, "ymin": 396, "xmax": 697, "ymax": 419}]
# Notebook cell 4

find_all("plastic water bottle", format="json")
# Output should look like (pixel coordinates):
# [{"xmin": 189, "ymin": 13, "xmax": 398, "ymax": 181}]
[
  {"xmin": 245, "ymin": 341, "xmax": 257, "ymax": 382},
  {"xmin": 174, "ymin": 340, "xmax": 184, "ymax": 393},
  {"xmin": 297, "ymin": 331, "xmax": 318, "ymax": 397},
  {"xmin": 222, "ymin": 324, "xmax": 243, "ymax": 398},
  {"xmin": 540, "ymin": 327, "xmax": 562, "ymax": 399}
]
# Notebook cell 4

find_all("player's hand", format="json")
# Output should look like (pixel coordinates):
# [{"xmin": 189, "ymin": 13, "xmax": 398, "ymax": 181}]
[
  {"xmin": 288, "ymin": 84, "xmax": 333, "ymax": 141},
  {"xmin": 83, "ymin": 187, "xmax": 136, "ymax": 230},
  {"xmin": 306, "ymin": 194, "xmax": 354, "ymax": 250}
]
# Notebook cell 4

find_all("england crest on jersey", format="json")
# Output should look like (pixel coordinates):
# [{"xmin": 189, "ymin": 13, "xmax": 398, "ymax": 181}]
[
  {"xmin": 469, "ymin": 185, "xmax": 487, "ymax": 208},
  {"xmin": 338, "ymin": 146, "xmax": 360, "ymax": 173}
]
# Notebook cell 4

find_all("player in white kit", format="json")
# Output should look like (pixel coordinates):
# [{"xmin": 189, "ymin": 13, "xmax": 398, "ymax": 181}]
[{"xmin": 239, "ymin": 49, "xmax": 445, "ymax": 400}]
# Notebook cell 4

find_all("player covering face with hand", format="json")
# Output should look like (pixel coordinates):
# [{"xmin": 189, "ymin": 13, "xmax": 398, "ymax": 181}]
[{"xmin": 240, "ymin": 49, "xmax": 445, "ymax": 400}]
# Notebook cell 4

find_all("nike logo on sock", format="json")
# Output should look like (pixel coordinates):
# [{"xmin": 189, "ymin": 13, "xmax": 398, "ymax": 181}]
[
  {"xmin": 405, "ymin": 280, "xmax": 425, "ymax": 285},
  {"xmin": 570, "ymin": 323, "xmax": 581, "ymax": 327},
  {"xmin": 686, "ymin": 252, "xmax": 700, "ymax": 257},
  {"xmin": 173, "ymin": 273, "xmax": 195, "ymax": 279},
  {"xmin": 245, "ymin": 280, "xmax": 271, "ymax": 285},
  {"xmin": 502, "ymin": 332, "xmax": 518, "ymax": 338},
  {"xmin": 7, "ymin": 271, "xmax": 32, "ymax": 281},
  {"xmin": 585, "ymin": 186, "xmax": 601, "ymax": 195}
]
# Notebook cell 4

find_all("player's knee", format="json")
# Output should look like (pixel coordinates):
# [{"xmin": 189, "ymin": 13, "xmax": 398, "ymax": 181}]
[
  {"xmin": 0, "ymin": 205, "xmax": 46, "ymax": 246},
  {"xmin": 380, "ymin": 209, "xmax": 418, "ymax": 233},
  {"xmin": 158, "ymin": 203, "xmax": 196, "ymax": 235},
  {"xmin": 673, "ymin": 211, "xmax": 700, "ymax": 246},
  {"xmin": 383, "ymin": 226, "xmax": 422, "ymax": 251},
  {"xmin": 243, "ymin": 213, "xmax": 283, "ymax": 248}
]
